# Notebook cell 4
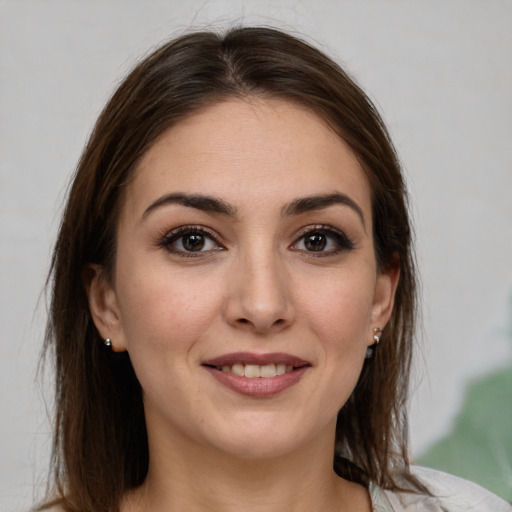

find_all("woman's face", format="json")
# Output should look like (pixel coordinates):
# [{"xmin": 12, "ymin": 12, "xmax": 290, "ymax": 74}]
[{"xmin": 88, "ymin": 98, "xmax": 398, "ymax": 460}]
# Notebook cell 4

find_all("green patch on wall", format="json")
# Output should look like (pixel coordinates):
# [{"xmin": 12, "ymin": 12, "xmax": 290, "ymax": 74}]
[{"xmin": 417, "ymin": 365, "xmax": 512, "ymax": 500}]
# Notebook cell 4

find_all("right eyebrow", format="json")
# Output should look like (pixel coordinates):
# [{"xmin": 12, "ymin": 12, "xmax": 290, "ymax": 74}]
[{"xmin": 141, "ymin": 193, "xmax": 238, "ymax": 221}]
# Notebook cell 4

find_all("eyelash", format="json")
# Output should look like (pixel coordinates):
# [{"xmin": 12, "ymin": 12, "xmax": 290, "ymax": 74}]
[
  {"xmin": 158, "ymin": 225, "xmax": 224, "ymax": 257},
  {"xmin": 157, "ymin": 224, "xmax": 355, "ymax": 257},
  {"xmin": 292, "ymin": 225, "xmax": 355, "ymax": 256}
]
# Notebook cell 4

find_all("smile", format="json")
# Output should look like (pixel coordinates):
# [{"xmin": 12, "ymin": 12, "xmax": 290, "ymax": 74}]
[
  {"xmin": 202, "ymin": 352, "xmax": 311, "ymax": 397},
  {"xmin": 217, "ymin": 363, "xmax": 294, "ymax": 378}
]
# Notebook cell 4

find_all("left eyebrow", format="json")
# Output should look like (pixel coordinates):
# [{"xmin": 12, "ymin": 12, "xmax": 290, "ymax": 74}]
[{"xmin": 281, "ymin": 193, "xmax": 366, "ymax": 229}]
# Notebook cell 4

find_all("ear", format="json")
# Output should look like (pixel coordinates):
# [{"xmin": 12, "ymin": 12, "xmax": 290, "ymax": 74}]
[
  {"xmin": 370, "ymin": 259, "xmax": 400, "ymax": 331},
  {"xmin": 83, "ymin": 264, "xmax": 127, "ymax": 352}
]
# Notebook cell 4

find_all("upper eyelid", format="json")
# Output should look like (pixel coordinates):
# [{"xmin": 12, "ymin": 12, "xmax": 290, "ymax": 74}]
[
  {"xmin": 293, "ymin": 224, "xmax": 347, "ymax": 238},
  {"xmin": 162, "ymin": 225, "xmax": 219, "ymax": 239},
  {"xmin": 158, "ymin": 225, "xmax": 224, "ymax": 248},
  {"xmin": 292, "ymin": 224, "xmax": 355, "ymax": 249}
]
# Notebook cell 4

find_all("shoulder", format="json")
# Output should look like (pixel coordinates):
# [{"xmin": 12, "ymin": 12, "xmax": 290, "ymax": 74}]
[{"xmin": 382, "ymin": 466, "xmax": 512, "ymax": 512}]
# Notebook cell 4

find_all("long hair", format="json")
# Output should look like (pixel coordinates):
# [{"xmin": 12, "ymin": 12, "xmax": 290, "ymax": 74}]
[{"xmin": 41, "ymin": 26, "xmax": 419, "ymax": 512}]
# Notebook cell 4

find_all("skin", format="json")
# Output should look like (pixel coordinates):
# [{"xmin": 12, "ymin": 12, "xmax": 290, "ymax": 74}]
[{"xmin": 86, "ymin": 98, "xmax": 399, "ymax": 512}]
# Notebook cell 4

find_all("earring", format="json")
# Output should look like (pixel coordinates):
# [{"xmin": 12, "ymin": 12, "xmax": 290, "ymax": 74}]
[
  {"xmin": 104, "ymin": 338, "xmax": 112, "ymax": 348},
  {"xmin": 365, "ymin": 327, "xmax": 382, "ymax": 359}
]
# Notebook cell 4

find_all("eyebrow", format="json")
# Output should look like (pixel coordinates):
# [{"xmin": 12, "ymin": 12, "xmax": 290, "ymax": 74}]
[
  {"xmin": 142, "ymin": 193, "xmax": 238, "ymax": 220},
  {"xmin": 281, "ymin": 193, "xmax": 366, "ymax": 229},
  {"xmin": 141, "ymin": 191, "xmax": 365, "ymax": 228}
]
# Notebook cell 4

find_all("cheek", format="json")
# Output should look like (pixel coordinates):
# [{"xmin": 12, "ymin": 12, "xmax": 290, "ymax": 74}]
[
  {"xmin": 114, "ymin": 259, "xmax": 223, "ymax": 353},
  {"xmin": 297, "ymin": 266, "xmax": 376, "ymax": 409},
  {"xmin": 302, "ymin": 270, "xmax": 376, "ymax": 346},
  {"xmin": 313, "ymin": 283, "xmax": 372, "ymax": 405}
]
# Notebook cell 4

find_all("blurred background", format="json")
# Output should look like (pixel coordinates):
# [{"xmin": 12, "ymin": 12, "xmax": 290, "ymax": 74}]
[{"xmin": 1, "ymin": 1, "xmax": 511, "ymax": 509}]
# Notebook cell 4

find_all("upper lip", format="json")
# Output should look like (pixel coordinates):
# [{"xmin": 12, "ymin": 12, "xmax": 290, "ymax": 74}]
[{"xmin": 202, "ymin": 352, "xmax": 310, "ymax": 368}]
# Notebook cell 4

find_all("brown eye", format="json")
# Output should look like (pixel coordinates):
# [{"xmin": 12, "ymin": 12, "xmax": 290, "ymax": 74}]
[
  {"xmin": 159, "ymin": 226, "xmax": 223, "ymax": 256},
  {"xmin": 292, "ymin": 226, "xmax": 355, "ymax": 255},
  {"xmin": 181, "ymin": 233, "xmax": 206, "ymax": 251},
  {"xmin": 304, "ymin": 233, "xmax": 327, "ymax": 251}
]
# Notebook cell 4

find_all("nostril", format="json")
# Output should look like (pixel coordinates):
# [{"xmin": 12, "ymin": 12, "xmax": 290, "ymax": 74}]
[{"xmin": 236, "ymin": 317, "xmax": 287, "ymax": 329}]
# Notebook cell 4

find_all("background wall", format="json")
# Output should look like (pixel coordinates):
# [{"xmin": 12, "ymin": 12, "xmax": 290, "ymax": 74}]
[{"xmin": 1, "ymin": 1, "xmax": 511, "ymax": 509}]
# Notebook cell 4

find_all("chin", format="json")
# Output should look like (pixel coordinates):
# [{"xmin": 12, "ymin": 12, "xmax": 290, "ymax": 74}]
[
  {"xmin": 211, "ymin": 433, "xmax": 303, "ymax": 461},
  {"xmin": 201, "ymin": 413, "xmax": 329, "ymax": 462}
]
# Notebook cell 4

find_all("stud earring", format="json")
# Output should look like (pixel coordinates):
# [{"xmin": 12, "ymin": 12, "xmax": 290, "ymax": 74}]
[
  {"xmin": 366, "ymin": 327, "xmax": 382, "ymax": 359},
  {"xmin": 104, "ymin": 338, "xmax": 112, "ymax": 348}
]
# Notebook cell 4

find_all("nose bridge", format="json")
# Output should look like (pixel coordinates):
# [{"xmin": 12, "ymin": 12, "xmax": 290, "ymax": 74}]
[{"xmin": 226, "ymin": 239, "xmax": 293, "ymax": 333}]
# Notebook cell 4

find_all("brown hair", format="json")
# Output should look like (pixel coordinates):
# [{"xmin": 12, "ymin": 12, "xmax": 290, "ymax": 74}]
[{"xmin": 41, "ymin": 26, "xmax": 419, "ymax": 511}]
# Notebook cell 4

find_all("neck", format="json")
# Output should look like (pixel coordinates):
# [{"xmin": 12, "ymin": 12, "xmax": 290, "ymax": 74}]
[{"xmin": 123, "ymin": 423, "xmax": 370, "ymax": 512}]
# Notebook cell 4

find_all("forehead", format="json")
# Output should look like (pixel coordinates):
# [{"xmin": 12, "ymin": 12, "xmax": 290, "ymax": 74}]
[{"xmin": 123, "ymin": 98, "xmax": 371, "ymax": 219}]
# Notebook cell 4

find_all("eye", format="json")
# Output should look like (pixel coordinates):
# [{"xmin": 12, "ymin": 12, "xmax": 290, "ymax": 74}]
[
  {"xmin": 159, "ymin": 226, "xmax": 223, "ymax": 256},
  {"xmin": 292, "ymin": 225, "xmax": 355, "ymax": 255}
]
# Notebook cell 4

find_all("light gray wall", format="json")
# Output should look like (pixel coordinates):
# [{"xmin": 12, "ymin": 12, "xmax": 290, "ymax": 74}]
[{"xmin": 1, "ymin": 1, "xmax": 511, "ymax": 509}]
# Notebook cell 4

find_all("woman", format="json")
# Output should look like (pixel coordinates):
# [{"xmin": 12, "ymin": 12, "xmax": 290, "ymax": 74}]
[{"xmin": 40, "ymin": 27, "xmax": 510, "ymax": 512}]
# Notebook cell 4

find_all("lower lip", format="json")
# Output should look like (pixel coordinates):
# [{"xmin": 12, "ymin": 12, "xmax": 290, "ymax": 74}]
[{"xmin": 203, "ymin": 366, "xmax": 309, "ymax": 397}]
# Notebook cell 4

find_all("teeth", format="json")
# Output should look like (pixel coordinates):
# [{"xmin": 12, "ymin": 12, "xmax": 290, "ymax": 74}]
[
  {"xmin": 260, "ymin": 364, "xmax": 276, "ymax": 378},
  {"xmin": 244, "ymin": 364, "xmax": 260, "ymax": 378},
  {"xmin": 220, "ymin": 363, "xmax": 297, "ymax": 378},
  {"xmin": 276, "ymin": 363, "xmax": 286, "ymax": 375},
  {"xmin": 232, "ymin": 363, "xmax": 245, "ymax": 377}
]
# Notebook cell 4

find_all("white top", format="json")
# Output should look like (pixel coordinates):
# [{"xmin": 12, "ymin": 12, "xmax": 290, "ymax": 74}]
[
  {"xmin": 370, "ymin": 466, "xmax": 511, "ymax": 511},
  {"xmin": 39, "ymin": 467, "xmax": 512, "ymax": 511}
]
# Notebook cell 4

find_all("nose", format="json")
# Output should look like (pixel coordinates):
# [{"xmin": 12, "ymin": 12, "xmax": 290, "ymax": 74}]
[{"xmin": 223, "ymin": 248, "xmax": 295, "ymax": 334}]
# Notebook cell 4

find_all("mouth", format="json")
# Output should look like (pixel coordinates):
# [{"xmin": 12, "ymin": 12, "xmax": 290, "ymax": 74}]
[
  {"xmin": 207, "ymin": 362, "xmax": 297, "ymax": 378},
  {"xmin": 201, "ymin": 352, "xmax": 311, "ymax": 397}
]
